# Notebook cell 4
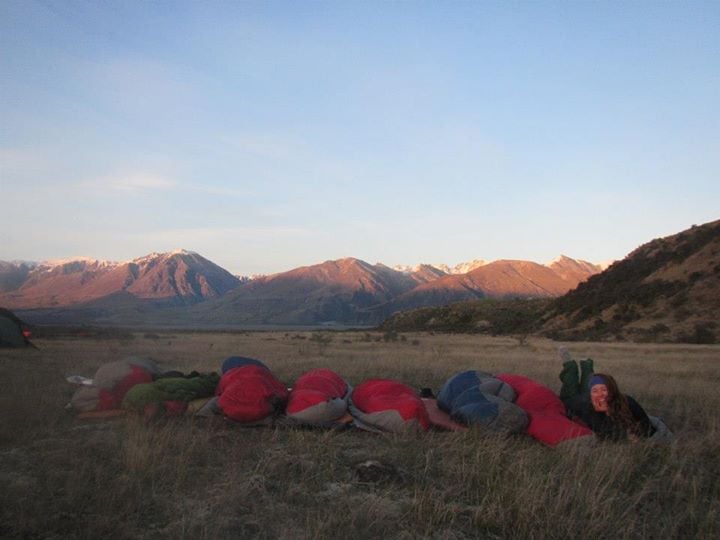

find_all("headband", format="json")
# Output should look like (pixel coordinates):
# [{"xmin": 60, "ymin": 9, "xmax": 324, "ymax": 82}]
[{"xmin": 588, "ymin": 375, "xmax": 606, "ymax": 389}]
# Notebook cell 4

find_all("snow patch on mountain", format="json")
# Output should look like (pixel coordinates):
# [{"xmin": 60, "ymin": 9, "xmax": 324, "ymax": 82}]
[
  {"xmin": 39, "ymin": 257, "xmax": 119, "ymax": 269},
  {"xmin": 449, "ymin": 259, "xmax": 487, "ymax": 274},
  {"xmin": 395, "ymin": 259, "xmax": 487, "ymax": 275}
]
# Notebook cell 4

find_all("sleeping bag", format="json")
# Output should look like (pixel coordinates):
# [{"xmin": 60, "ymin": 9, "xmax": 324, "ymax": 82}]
[
  {"xmin": 121, "ymin": 372, "xmax": 220, "ymax": 412},
  {"xmin": 217, "ymin": 364, "xmax": 288, "ymax": 424},
  {"xmin": 221, "ymin": 356, "xmax": 267, "ymax": 374},
  {"xmin": 286, "ymin": 368, "xmax": 350, "ymax": 425},
  {"xmin": 496, "ymin": 374, "xmax": 593, "ymax": 446},
  {"xmin": 70, "ymin": 357, "xmax": 161, "ymax": 412},
  {"xmin": 437, "ymin": 370, "xmax": 528, "ymax": 434},
  {"xmin": 349, "ymin": 379, "xmax": 430, "ymax": 433}
]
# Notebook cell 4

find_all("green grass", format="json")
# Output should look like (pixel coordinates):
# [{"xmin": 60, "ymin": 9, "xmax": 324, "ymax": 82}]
[{"xmin": 1, "ymin": 331, "xmax": 719, "ymax": 538}]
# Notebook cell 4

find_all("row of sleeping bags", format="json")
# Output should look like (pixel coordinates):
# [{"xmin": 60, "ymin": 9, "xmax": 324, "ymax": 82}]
[
  {"xmin": 68, "ymin": 356, "xmax": 430, "ymax": 431},
  {"xmin": 69, "ymin": 356, "xmax": 592, "ymax": 446},
  {"xmin": 203, "ymin": 360, "xmax": 593, "ymax": 445},
  {"xmin": 216, "ymin": 356, "xmax": 430, "ymax": 432}
]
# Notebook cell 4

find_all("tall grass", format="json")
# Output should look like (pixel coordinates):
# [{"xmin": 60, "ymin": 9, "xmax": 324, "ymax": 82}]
[{"xmin": 1, "ymin": 331, "xmax": 719, "ymax": 538}]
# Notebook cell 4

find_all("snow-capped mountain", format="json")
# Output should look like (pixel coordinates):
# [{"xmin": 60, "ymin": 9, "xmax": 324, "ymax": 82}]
[
  {"xmin": 0, "ymin": 251, "xmax": 604, "ymax": 324},
  {"xmin": 545, "ymin": 255, "xmax": 604, "ymax": 286},
  {"xmin": 395, "ymin": 259, "xmax": 487, "ymax": 275},
  {"xmin": 0, "ymin": 250, "xmax": 240, "ymax": 308}
]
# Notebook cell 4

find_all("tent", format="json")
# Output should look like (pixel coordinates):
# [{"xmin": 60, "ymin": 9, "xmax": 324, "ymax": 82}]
[{"xmin": 0, "ymin": 308, "xmax": 32, "ymax": 348}]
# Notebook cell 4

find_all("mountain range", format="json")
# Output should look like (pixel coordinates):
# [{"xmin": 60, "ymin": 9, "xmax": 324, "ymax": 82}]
[
  {"xmin": 381, "ymin": 219, "xmax": 720, "ymax": 344},
  {"xmin": 0, "ymin": 251, "xmax": 602, "ymax": 326},
  {"xmin": 0, "ymin": 250, "xmax": 239, "ymax": 309}
]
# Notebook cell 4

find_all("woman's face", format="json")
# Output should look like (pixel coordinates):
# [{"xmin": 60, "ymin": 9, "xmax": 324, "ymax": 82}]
[{"xmin": 590, "ymin": 383, "xmax": 609, "ymax": 412}]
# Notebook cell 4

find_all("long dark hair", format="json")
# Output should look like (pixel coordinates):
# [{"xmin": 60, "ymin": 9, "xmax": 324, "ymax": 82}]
[{"xmin": 594, "ymin": 373, "xmax": 642, "ymax": 437}]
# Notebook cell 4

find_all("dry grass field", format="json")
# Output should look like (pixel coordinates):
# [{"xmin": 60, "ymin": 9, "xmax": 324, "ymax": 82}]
[{"xmin": 1, "ymin": 330, "xmax": 719, "ymax": 539}]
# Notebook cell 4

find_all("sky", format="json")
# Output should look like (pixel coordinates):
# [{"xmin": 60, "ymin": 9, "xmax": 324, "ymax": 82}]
[{"xmin": 1, "ymin": 1, "xmax": 718, "ymax": 276}]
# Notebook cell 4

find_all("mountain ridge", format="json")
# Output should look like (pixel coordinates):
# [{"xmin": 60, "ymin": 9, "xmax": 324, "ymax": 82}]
[
  {"xmin": 4, "ymin": 219, "xmax": 716, "ymax": 340},
  {"xmin": 0, "ymin": 251, "xmax": 601, "ymax": 325},
  {"xmin": 540, "ymin": 219, "xmax": 720, "ymax": 342},
  {"xmin": 0, "ymin": 251, "xmax": 240, "ymax": 309},
  {"xmin": 380, "ymin": 219, "xmax": 720, "ymax": 344}
]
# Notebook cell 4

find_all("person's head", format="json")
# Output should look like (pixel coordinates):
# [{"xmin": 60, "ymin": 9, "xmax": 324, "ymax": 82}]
[
  {"xmin": 588, "ymin": 373, "xmax": 622, "ymax": 413},
  {"xmin": 588, "ymin": 373, "xmax": 643, "ymax": 438}
]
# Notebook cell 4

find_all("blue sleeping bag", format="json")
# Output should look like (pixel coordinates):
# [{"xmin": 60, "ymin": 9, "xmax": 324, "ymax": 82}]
[
  {"xmin": 437, "ymin": 370, "xmax": 528, "ymax": 434},
  {"xmin": 221, "ymin": 356, "xmax": 268, "ymax": 375}
]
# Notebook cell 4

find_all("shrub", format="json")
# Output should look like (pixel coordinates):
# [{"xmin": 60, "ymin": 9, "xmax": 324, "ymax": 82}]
[
  {"xmin": 680, "ymin": 323, "xmax": 717, "ymax": 344},
  {"xmin": 382, "ymin": 330, "xmax": 399, "ymax": 342},
  {"xmin": 309, "ymin": 333, "xmax": 332, "ymax": 345}
]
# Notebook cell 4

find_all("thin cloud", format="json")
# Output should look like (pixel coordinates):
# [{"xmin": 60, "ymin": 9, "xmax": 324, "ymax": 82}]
[
  {"xmin": 92, "ymin": 58, "xmax": 199, "ymax": 115},
  {"xmin": 183, "ymin": 184, "xmax": 252, "ymax": 198},
  {"xmin": 218, "ymin": 132, "xmax": 363, "ymax": 187},
  {"xmin": 221, "ymin": 133, "xmax": 306, "ymax": 162},
  {"xmin": 136, "ymin": 226, "xmax": 311, "ymax": 245},
  {"xmin": 109, "ymin": 173, "xmax": 175, "ymax": 192},
  {"xmin": 0, "ymin": 147, "xmax": 48, "ymax": 173},
  {"xmin": 75, "ymin": 172, "xmax": 177, "ymax": 194}
]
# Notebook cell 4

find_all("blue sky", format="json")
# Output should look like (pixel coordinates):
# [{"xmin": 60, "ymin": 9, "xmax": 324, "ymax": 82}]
[{"xmin": 1, "ymin": 1, "xmax": 718, "ymax": 275}]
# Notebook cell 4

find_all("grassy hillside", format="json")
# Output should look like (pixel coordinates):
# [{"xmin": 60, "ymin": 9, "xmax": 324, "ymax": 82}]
[
  {"xmin": 381, "ymin": 220, "xmax": 720, "ymax": 344},
  {"xmin": 1, "ymin": 331, "xmax": 718, "ymax": 538},
  {"xmin": 541, "ymin": 219, "xmax": 720, "ymax": 343},
  {"xmin": 379, "ymin": 298, "xmax": 550, "ymax": 336}
]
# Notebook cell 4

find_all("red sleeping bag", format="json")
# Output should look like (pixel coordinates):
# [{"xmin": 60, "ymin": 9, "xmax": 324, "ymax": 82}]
[
  {"xmin": 286, "ymin": 369, "xmax": 349, "ymax": 423},
  {"xmin": 70, "ymin": 357, "xmax": 161, "ymax": 413},
  {"xmin": 496, "ymin": 374, "xmax": 592, "ymax": 447},
  {"xmin": 350, "ymin": 379, "xmax": 430, "ymax": 432},
  {"xmin": 217, "ymin": 365, "xmax": 289, "ymax": 423},
  {"xmin": 97, "ymin": 365, "xmax": 155, "ymax": 410}
]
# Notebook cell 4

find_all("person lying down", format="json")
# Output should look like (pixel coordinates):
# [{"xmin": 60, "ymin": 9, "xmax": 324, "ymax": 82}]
[{"xmin": 558, "ymin": 348, "xmax": 673, "ymax": 443}]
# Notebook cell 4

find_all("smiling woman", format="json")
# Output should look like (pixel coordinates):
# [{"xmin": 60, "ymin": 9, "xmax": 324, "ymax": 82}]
[
  {"xmin": 589, "ymin": 378, "xmax": 609, "ymax": 412},
  {"xmin": 583, "ymin": 374, "xmax": 655, "ymax": 442},
  {"xmin": 560, "ymin": 364, "xmax": 656, "ymax": 442}
]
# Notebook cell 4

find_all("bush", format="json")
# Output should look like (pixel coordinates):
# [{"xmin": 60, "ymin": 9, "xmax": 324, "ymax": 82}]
[
  {"xmin": 680, "ymin": 323, "xmax": 717, "ymax": 344},
  {"xmin": 379, "ymin": 299, "xmax": 549, "ymax": 335},
  {"xmin": 309, "ymin": 333, "xmax": 332, "ymax": 345},
  {"xmin": 382, "ymin": 330, "xmax": 399, "ymax": 342}
]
